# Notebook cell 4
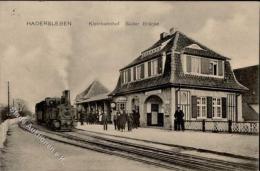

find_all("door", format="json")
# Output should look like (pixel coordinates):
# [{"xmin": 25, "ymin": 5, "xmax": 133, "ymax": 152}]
[
  {"xmin": 151, "ymin": 104, "xmax": 159, "ymax": 125},
  {"xmin": 158, "ymin": 113, "xmax": 164, "ymax": 127},
  {"xmin": 147, "ymin": 113, "xmax": 151, "ymax": 126}
]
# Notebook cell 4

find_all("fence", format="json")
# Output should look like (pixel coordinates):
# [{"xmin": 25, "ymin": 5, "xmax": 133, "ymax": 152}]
[{"xmin": 184, "ymin": 120, "xmax": 259, "ymax": 134}]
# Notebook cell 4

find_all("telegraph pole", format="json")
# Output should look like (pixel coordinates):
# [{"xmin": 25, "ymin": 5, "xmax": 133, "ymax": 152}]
[{"xmin": 7, "ymin": 81, "xmax": 10, "ymax": 118}]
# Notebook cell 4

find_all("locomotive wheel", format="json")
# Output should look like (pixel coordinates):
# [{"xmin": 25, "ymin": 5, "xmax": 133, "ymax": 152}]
[{"xmin": 52, "ymin": 120, "xmax": 61, "ymax": 130}]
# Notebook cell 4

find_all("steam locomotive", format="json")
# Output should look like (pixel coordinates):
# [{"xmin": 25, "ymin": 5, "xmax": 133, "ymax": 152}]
[{"xmin": 35, "ymin": 90, "xmax": 76, "ymax": 131}]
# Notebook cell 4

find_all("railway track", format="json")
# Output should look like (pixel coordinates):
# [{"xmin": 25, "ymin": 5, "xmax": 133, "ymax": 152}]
[{"xmin": 20, "ymin": 123, "xmax": 258, "ymax": 171}]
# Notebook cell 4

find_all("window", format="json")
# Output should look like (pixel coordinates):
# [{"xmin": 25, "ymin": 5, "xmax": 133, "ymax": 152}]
[
  {"xmin": 191, "ymin": 56, "xmax": 201, "ymax": 74},
  {"xmin": 197, "ymin": 97, "xmax": 207, "ymax": 118},
  {"xmin": 209, "ymin": 61, "xmax": 218, "ymax": 76},
  {"xmin": 121, "ymin": 69, "xmax": 131, "ymax": 84},
  {"xmin": 127, "ymin": 68, "xmax": 131, "ymax": 82},
  {"xmin": 116, "ymin": 102, "xmax": 126, "ymax": 111},
  {"xmin": 133, "ymin": 66, "xmax": 136, "ymax": 81},
  {"xmin": 122, "ymin": 70, "xmax": 127, "ymax": 84},
  {"xmin": 177, "ymin": 91, "xmax": 190, "ymax": 120},
  {"xmin": 151, "ymin": 59, "xmax": 158, "ymax": 76},
  {"xmin": 213, "ymin": 97, "xmax": 222, "ymax": 118},
  {"xmin": 185, "ymin": 54, "xmax": 224, "ymax": 77},
  {"xmin": 148, "ymin": 59, "xmax": 159, "ymax": 77},
  {"xmin": 136, "ymin": 65, "xmax": 142, "ymax": 80},
  {"xmin": 227, "ymin": 94, "xmax": 236, "ymax": 121}
]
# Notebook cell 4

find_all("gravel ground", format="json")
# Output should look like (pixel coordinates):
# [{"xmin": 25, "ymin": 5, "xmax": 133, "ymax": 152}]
[{"xmin": 1, "ymin": 124, "xmax": 171, "ymax": 171}]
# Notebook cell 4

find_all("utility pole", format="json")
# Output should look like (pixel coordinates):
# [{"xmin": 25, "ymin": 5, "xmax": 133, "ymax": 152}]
[{"xmin": 7, "ymin": 81, "xmax": 10, "ymax": 118}]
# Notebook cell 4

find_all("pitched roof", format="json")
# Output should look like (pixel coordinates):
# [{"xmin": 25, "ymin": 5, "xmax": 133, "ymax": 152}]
[
  {"xmin": 176, "ymin": 32, "xmax": 230, "ymax": 60},
  {"xmin": 76, "ymin": 80, "xmax": 110, "ymax": 102},
  {"xmin": 111, "ymin": 30, "xmax": 247, "ymax": 96},
  {"xmin": 76, "ymin": 92, "xmax": 110, "ymax": 104},
  {"xmin": 120, "ymin": 33, "xmax": 176, "ymax": 70},
  {"xmin": 242, "ymin": 102, "xmax": 259, "ymax": 121},
  {"xmin": 234, "ymin": 65, "xmax": 259, "ymax": 104},
  {"xmin": 121, "ymin": 31, "xmax": 230, "ymax": 71}
]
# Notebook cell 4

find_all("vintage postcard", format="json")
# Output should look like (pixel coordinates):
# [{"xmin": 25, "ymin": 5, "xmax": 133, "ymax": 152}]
[{"xmin": 0, "ymin": 1, "xmax": 259, "ymax": 171}]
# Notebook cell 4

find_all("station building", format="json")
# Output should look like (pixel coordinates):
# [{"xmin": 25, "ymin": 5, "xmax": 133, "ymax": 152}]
[
  {"xmin": 110, "ymin": 28, "xmax": 248, "ymax": 129},
  {"xmin": 75, "ymin": 80, "xmax": 111, "ymax": 122}
]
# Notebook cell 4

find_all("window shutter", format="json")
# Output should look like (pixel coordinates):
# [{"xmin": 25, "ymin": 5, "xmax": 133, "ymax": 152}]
[
  {"xmin": 127, "ymin": 69, "xmax": 131, "ymax": 82},
  {"xmin": 186, "ymin": 55, "xmax": 191, "ymax": 73},
  {"xmin": 222, "ymin": 97, "xmax": 227, "ymax": 118},
  {"xmin": 120, "ymin": 72, "xmax": 124, "ymax": 84},
  {"xmin": 158, "ymin": 56, "xmax": 163, "ymax": 74},
  {"xmin": 141, "ymin": 64, "xmax": 145, "ymax": 79},
  {"xmin": 207, "ymin": 97, "xmax": 212, "ymax": 118},
  {"xmin": 191, "ymin": 96, "xmax": 197, "ymax": 118},
  {"xmin": 218, "ymin": 61, "xmax": 223, "ymax": 76},
  {"xmin": 201, "ymin": 58, "xmax": 210, "ymax": 74},
  {"xmin": 148, "ymin": 61, "xmax": 151, "ymax": 77},
  {"xmin": 133, "ymin": 67, "xmax": 136, "ymax": 81}
]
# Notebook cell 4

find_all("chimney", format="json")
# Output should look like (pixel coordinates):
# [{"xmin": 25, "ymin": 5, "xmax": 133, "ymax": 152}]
[
  {"xmin": 62, "ymin": 90, "xmax": 70, "ymax": 105},
  {"xmin": 160, "ymin": 32, "xmax": 169, "ymax": 40},
  {"xmin": 169, "ymin": 27, "xmax": 176, "ymax": 35}
]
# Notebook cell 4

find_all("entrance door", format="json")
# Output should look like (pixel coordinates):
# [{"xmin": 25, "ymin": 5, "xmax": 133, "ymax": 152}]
[
  {"xmin": 151, "ymin": 104, "xmax": 159, "ymax": 125},
  {"xmin": 158, "ymin": 113, "xmax": 164, "ymax": 127}
]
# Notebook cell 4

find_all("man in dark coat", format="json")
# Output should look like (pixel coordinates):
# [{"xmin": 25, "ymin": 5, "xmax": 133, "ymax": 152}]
[
  {"xmin": 102, "ymin": 111, "xmax": 108, "ymax": 131},
  {"xmin": 119, "ymin": 109, "xmax": 127, "ymax": 131},
  {"xmin": 133, "ymin": 109, "xmax": 140, "ymax": 128},
  {"xmin": 127, "ymin": 113, "xmax": 133, "ymax": 131},
  {"xmin": 113, "ymin": 110, "xmax": 118, "ymax": 130},
  {"xmin": 174, "ymin": 107, "xmax": 185, "ymax": 131},
  {"xmin": 79, "ymin": 111, "xmax": 84, "ymax": 125}
]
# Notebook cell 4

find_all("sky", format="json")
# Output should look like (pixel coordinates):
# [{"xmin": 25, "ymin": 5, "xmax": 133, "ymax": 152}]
[{"xmin": 0, "ymin": 1, "xmax": 259, "ymax": 111}]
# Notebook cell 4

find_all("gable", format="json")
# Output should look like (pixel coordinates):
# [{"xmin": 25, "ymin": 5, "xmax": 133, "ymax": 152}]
[
  {"xmin": 77, "ymin": 80, "xmax": 109, "ymax": 101},
  {"xmin": 176, "ymin": 32, "xmax": 230, "ymax": 60},
  {"xmin": 185, "ymin": 44, "xmax": 204, "ymax": 50}
]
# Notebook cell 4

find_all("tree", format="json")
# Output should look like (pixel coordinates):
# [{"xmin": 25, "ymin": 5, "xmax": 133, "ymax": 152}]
[
  {"xmin": 0, "ymin": 106, "xmax": 9, "ymax": 122},
  {"xmin": 13, "ymin": 99, "xmax": 32, "ymax": 117}
]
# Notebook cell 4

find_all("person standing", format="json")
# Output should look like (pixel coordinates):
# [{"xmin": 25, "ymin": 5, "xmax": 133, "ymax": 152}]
[
  {"xmin": 79, "ymin": 111, "xmax": 84, "ymax": 126},
  {"xmin": 113, "ymin": 111, "xmax": 118, "ymax": 130},
  {"xmin": 127, "ymin": 113, "xmax": 133, "ymax": 131},
  {"xmin": 136, "ymin": 109, "xmax": 140, "ymax": 128},
  {"xmin": 174, "ymin": 107, "xmax": 185, "ymax": 131},
  {"xmin": 102, "ymin": 111, "xmax": 108, "ymax": 131},
  {"xmin": 132, "ymin": 110, "xmax": 137, "ymax": 129},
  {"xmin": 119, "ymin": 109, "xmax": 127, "ymax": 132}
]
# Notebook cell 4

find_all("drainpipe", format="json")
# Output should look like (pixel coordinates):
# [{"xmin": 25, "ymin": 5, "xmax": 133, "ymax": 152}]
[
  {"xmin": 175, "ymin": 84, "xmax": 181, "ymax": 108},
  {"xmin": 235, "ymin": 92, "xmax": 240, "ymax": 122},
  {"xmin": 172, "ymin": 84, "xmax": 181, "ymax": 130}
]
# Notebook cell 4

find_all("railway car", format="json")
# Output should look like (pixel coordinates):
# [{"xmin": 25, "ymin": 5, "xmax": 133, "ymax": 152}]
[{"xmin": 35, "ymin": 90, "xmax": 76, "ymax": 131}]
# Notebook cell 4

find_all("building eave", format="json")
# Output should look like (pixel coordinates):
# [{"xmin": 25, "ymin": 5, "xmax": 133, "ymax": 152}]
[{"xmin": 170, "ymin": 83, "xmax": 248, "ymax": 93}]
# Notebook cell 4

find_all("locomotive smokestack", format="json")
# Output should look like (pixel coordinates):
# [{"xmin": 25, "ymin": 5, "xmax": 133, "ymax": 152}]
[{"xmin": 63, "ymin": 90, "xmax": 70, "ymax": 105}]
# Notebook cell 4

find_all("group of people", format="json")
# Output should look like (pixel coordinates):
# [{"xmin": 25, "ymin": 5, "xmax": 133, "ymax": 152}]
[
  {"xmin": 112, "ymin": 109, "xmax": 140, "ymax": 132},
  {"xmin": 79, "ymin": 111, "xmax": 100, "ymax": 125},
  {"xmin": 79, "ymin": 106, "xmax": 185, "ymax": 131}
]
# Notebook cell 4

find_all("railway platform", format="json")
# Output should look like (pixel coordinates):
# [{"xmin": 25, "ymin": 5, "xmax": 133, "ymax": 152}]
[{"xmin": 76, "ymin": 123, "xmax": 259, "ymax": 159}]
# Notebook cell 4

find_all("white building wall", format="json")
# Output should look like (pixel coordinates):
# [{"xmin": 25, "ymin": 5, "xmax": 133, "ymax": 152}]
[{"xmin": 237, "ymin": 94, "xmax": 243, "ymax": 121}]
